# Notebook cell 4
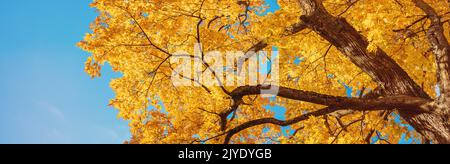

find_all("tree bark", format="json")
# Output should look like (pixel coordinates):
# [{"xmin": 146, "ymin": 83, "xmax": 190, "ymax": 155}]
[
  {"xmin": 222, "ymin": 0, "xmax": 450, "ymax": 144},
  {"xmin": 297, "ymin": 0, "xmax": 450, "ymax": 143}
]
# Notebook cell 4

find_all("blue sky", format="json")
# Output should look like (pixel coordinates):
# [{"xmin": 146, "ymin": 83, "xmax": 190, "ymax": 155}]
[
  {"xmin": 0, "ymin": 0, "xmax": 414, "ymax": 144},
  {"xmin": 0, "ymin": 0, "xmax": 280, "ymax": 144},
  {"xmin": 0, "ymin": 0, "xmax": 129, "ymax": 144}
]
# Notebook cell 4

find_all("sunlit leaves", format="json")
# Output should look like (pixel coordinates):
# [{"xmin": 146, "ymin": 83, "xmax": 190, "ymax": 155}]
[{"xmin": 79, "ymin": 0, "xmax": 449, "ymax": 144}]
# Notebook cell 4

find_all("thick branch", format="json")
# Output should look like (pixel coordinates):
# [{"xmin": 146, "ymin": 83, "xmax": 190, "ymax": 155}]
[
  {"xmin": 219, "ymin": 23, "xmax": 308, "ymax": 131},
  {"xmin": 297, "ymin": 0, "xmax": 429, "ymax": 98},
  {"xmin": 413, "ymin": 0, "xmax": 450, "ymax": 104},
  {"xmin": 294, "ymin": 1, "xmax": 450, "ymax": 142},
  {"xmin": 223, "ymin": 107, "xmax": 338, "ymax": 144},
  {"xmin": 222, "ymin": 0, "xmax": 450, "ymax": 144},
  {"xmin": 231, "ymin": 85, "xmax": 433, "ymax": 112},
  {"xmin": 222, "ymin": 85, "xmax": 434, "ymax": 143}
]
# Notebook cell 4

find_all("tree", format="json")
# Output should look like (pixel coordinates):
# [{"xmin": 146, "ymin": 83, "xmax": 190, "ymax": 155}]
[{"xmin": 78, "ymin": 0, "xmax": 450, "ymax": 144}]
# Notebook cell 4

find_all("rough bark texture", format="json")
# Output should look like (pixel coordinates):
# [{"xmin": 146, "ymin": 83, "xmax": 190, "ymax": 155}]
[
  {"xmin": 297, "ymin": 0, "xmax": 450, "ymax": 144},
  {"xmin": 230, "ymin": 85, "xmax": 433, "ymax": 112},
  {"xmin": 413, "ymin": 0, "xmax": 450, "ymax": 105},
  {"xmin": 223, "ymin": 0, "xmax": 450, "ymax": 144}
]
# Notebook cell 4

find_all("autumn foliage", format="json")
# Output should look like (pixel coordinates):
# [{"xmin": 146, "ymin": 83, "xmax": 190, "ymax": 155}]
[{"xmin": 79, "ymin": 0, "xmax": 450, "ymax": 144}]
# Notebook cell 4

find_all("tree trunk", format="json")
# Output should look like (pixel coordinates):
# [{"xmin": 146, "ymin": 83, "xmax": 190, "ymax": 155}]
[
  {"xmin": 298, "ymin": 0, "xmax": 450, "ymax": 143},
  {"xmin": 399, "ymin": 110, "xmax": 450, "ymax": 144}
]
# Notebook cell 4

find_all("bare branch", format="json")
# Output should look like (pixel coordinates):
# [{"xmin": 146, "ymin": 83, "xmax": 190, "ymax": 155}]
[
  {"xmin": 230, "ymin": 85, "xmax": 433, "ymax": 112},
  {"xmin": 224, "ymin": 107, "xmax": 338, "ymax": 144}
]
